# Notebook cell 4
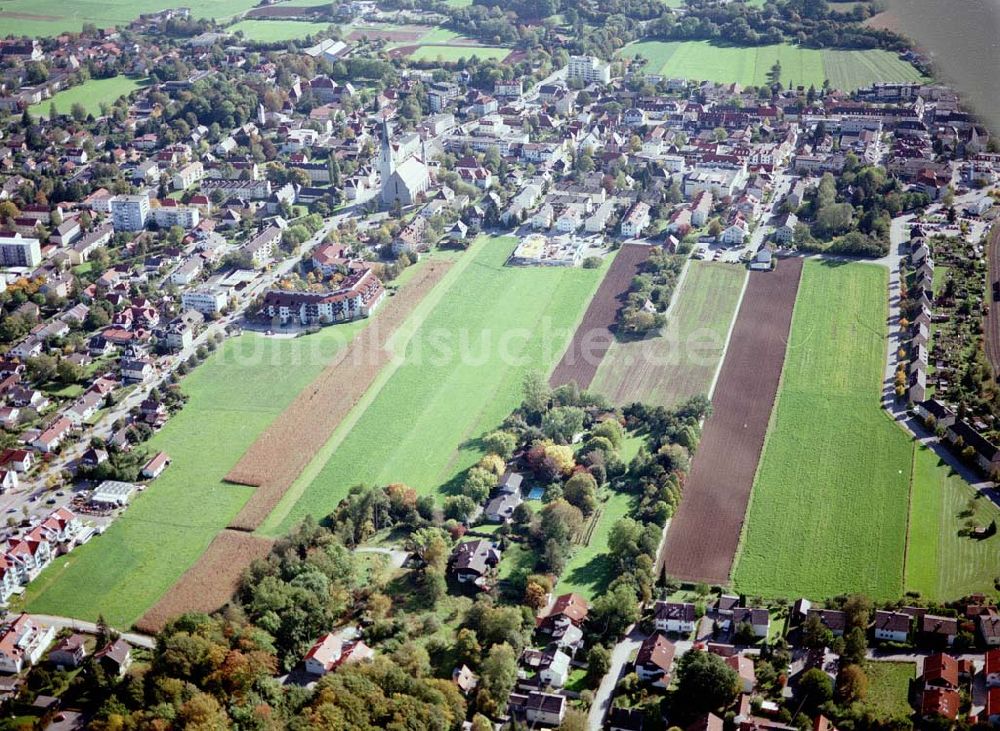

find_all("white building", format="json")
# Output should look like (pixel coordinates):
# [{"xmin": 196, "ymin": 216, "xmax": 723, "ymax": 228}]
[
  {"xmin": 0, "ymin": 233, "xmax": 41, "ymax": 267},
  {"xmin": 567, "ymin": 55, "xmax": 611, "ymax": 85},
  {"xmin": 110, "ymin": 194, "xmax": 150, "ymax": 232},
  {"xmin": 172, "ymin": 161, "xmax": 204, "ymax": 191},
  {"xmin": 181, "ymin": 288, "xmax": 227, "ymax": 315},
  {"xmin": 151, "ymin": 205, "xmax": 200, "ymax": 229},
  {"xmin": 621, "ymin": 201, "xmax": 651, "ymax": 238},
  {"xmin": 0, "ymin": 615, "xmax": 54, "ymax": 673},
  {"xmin": 91, "ymin": 480, "xmax": 136, "ymax": 507}
]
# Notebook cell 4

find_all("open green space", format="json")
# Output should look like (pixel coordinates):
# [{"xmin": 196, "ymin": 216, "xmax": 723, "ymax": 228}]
[
  {"xmin": 0, "ymin": 0, "xmax": 265, "ymax": 37},
  {"xmin": 556, "ymin": 488, "xmax": 636, "ymax": 601},
  {"xmin": 407, "ymin": 45, "xmax": 511, "ymax": 63},
  {"xmin": 620, "ymin": 40, "xmax": 927, "ymax": 90},
  {"xmin": 592, "ymin": 261, "xmax": 746, "ymax": 409},
  {"xmin": 733, "ymin": 261, "xmax": 911, "ymax": 599},
  {"xmin": 228, "ymin": 19, "xmax": 333, "ymax": 42},
  {"xmin": 23, "ymin": 323, "xmax": 374, "ymax": 628},
  {"xmin": 905, "ymin": 445, "xmax": 1000, "ymax": 600},
  {"xmin": 32, "ymin": 77, "xmax": 148, "ymax": 119},
  {"xmin": 861, "ymin": 662, "xmax": 915, "ymax": 721},
  {"xmin": 262, "ymin": 236, "xmax": 608, "ymax": 535}
]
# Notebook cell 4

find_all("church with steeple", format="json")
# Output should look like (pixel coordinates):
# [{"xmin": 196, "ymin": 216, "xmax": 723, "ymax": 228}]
[{"xmin": 378, "ymin": 118, "xmax": 431, "ymax": 207}]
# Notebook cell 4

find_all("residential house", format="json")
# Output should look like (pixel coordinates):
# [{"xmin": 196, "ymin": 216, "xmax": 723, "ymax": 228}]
[
  {"xmin": 31, "ymin": 417, "xmax": 73, "ymax": 453},
  {"xmin": 621, "ymin": 201, "xmax": 651, "ymax": 238},
  {"xmin": 0, "ymin": 615, "xmax": 54, "ymax": 673},
  {"xmin": 923, "ymin": 653, "xmax": 959, "ymax": 689},
  {"xmin": 303, "ymin": 633, "xmax": 373, "ymax": 675},
  {"xmin": 48, "ymin": 634, "xmax": 87, "ymax": 670},
  {"xmin": 921, "ymin": 687, "xmax": 959, "ymax": 721},
  {"xmin": 508, "ymin": 691, "xmax": 566, "ymax": 727},
  {"xmin": 449, "ymin": 540, "xmax": 500, "ymax": 587},
  {"xmin": 635, "ymin": 632, "xmax": 675, "ymax": 687},
  {"xmin": 520, "ymin": 647, "xmax": 570, "ymax": 688},
  {"xmin": 773, "ymin": 212, "xmax": 798, "ymax": 244},
  {"xmin": 141, "ymin": 452, "xmax": 170, "ymax": 480},
  {"xmin": 873, "ymin": 610, "xmax": 911, "ymax": 643},
  {"xmin": 653, "ymin": 601, "xmax": 697, "ymax": 634},
  {"xmin": 985, "ymin": 648, "xmax": 1000, "ymax": 687},
  {"xmin": 94, "ymin": 639, "xmax": 132, "ymax": 677},
  {"xmin": 731, "ymin": 608, "xmax": 770, "ymax": 639},
  {"xmin": 726, "ymin": 655, "xmax": 755, "ymax": 693},
  {"xmin": 452, "ymin": 665, "xmax": 478, "ymax": 695},
  {"xmin": 921, "ymin": 615, "xmax": 958, "ymax": 647},
  {"xmin": 807, "ymin": 609, "xmax": 847, "ymax": 637}
]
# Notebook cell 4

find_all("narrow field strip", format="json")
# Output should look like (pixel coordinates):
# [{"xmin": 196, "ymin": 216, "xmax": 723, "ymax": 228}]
[
  {"xmin": 660, "ymin": 259, "xmax": 803, "ymax": 585},
  {"xmin": 549, "ymin": 243, "xmax": 648, "ymax": 390},
  {"xmin": 733, "ymin": 261, "xmax": 910, "ymax": 599},
  {"xmin": 135, "ymin": 530, "xmax": 274, "ymax": 634},
  {"xmin": 592, "ymin": 261, "xmax": 747, "ymax": 409},
  {"xmin": 225, "ymin": 257, "xmax": 455, "ymax": 530}
]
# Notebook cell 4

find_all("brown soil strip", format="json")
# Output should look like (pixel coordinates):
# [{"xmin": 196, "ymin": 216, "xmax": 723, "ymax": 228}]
[
  {"xmin": 346, "ymin": 28, "xmax": 425, "ymax": 42},
  {"xmin": 245, "ymin": 5, "xmax": 324, "ymax": 17},
  {"xmin": 135, "ymin": 530, "xmax": 273, "ymax": 634},
  {"xmin": 223, "ymin": 259, "xmax": 453, "ymax": 530},
  {"xmin": 984, "ymin": 223, "xmax": 1000, "ymax": 375},
  {"xmin": 549, "ymin": 244, "xmax": 652, "ymax": 390},
  {"xmin": 660, "ymin": 258, "xmax": 803, "ymax": 585}
]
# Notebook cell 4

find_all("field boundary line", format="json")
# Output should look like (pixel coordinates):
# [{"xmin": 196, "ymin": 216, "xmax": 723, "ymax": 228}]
[
  {"xmin": 728, "ymin": 259, "xmax": 805, "ymax": 587},
  {"xmin": 900, "ymin": 444, "xmax": 918, "ymax": 594},
  {"xmin": 706, "ymin": 265, "xmax": 749, "ymax": 400},
  {"xmin": 255, "ymin": 239, "xmax": 486, "ymax": 536}
]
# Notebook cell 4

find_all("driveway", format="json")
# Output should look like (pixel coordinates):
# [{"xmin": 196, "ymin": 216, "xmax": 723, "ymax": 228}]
[{"xmin": 588, "ymin": 625, "xmax": 646, "ymax": 730}]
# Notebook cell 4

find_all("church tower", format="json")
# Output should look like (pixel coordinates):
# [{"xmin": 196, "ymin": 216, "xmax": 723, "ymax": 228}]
[{"xmin": 378, "ymin": 118, "xmax": 395, "ymax": 186}]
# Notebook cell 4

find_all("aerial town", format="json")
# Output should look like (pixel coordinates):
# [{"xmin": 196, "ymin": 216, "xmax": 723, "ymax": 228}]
[{"xmin": 0, "ymin": 0, "xmax": 995, "ymax": 728}]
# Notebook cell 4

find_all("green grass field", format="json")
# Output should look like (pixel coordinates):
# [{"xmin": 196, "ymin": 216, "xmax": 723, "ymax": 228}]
[
  {"xmin": 592, "ymin": 261, "xmax": 747, "ymax": 409},
  {"xmin": 905, "ymin": 445, "xmax": 1000, "ymax": 600},
  {"xmin": 23, "ymin": 325, "xmax": 374, "ymax": 628},
  {"xmin": 407, "ymin": 45, "xmax": 511, "ymax": 63},
  {"xmin": 733, "ymin": 261, "xmax": 911, "ymax": 599},
  {"xmin": 0, "ymin": 0, "xmax": 264, "ymax": 36},
  {"xmin": 261, "ymin": 236, "xmax": 608, "ymax": 535},
  {"xmin": 228, "ymin": 19, "xmax": 333, "ymax": 42},
  {"xmin": 620, "ymin": 41, "xmax": 927, "ymax": 90},
  {"xmin": 556, "ymin": 488, "xmax": 636, "ymax": 601},
  {"xmin": 32, "ymin": 77, "xmax": 148, "ymax": 119},
  {"xmin": 861, "ymin": 662, "xmax": 915, "ymax": 720}
]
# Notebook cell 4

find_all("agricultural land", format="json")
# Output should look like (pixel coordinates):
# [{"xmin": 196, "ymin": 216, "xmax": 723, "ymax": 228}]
[
  {"xmin": 905, "ymin": 444, "xmax": 1000, "ymax": 600},
  {"xmin": 592, "ymin": 261, "xmax": 747, "ymax": 408},
  {"xmin": 228, "ymin": 19, "xmax": 334, "ymax": 43},
  {"xmin": 31, "ymin": 76, "xmax": 148, "ymax": 118},
  {"xmin": 661, "ymin": 259, "xmax": 802, "ymax": 585},
  {"xmin": 733, "ymin": 260, "xmax": 911, "ymax": 599},
  {"xmin": 549, "ymin": 243, "xmax": 651, "ymax": 391},
  {"xmin": 620, "ymin": 41, "xmax": 928, "ymax": 90},
  {"xmin": 260, "ymin": 236, "xmax": 608, "ymax": 535}
]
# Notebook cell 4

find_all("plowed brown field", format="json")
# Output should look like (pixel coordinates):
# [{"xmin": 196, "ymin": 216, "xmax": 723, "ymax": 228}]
[
  {"xmin": 660, "ymin": 258, "xmax": 803, "ymax": 585},
  {"xmin": 135, "ymin": 530, "xmax": 274, "ymax": 634},
  {"xmin": 224, "ymin": 259, "xmax": 453, "ymax": 530},
  {"xmin": 984, "ymin": 223, "xmax": 1000, "ymax": 375},
  {"xmin": 549, "ymin": 244, "xmax": 651, "ymax": 390}
]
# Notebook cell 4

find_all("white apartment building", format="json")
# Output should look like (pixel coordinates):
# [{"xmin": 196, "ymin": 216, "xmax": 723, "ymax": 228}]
[
  {"xmin": 172, "ymin": 161, "xmax": 205, "ymax": 191},
  {"xmin": 110, "ymin": 195, "xmax": 150, "ymax": 232},
  {"xmin": 181, "ymin": 288, "xmax": 227, "ymax": 315},
  {"xmin": 151, "ymin": 205, "xmax": 200, "ymax": 229},
  {"xmin": 0, "ymin": 233, "xmax": 41, "ymax": 267},
  {"xmin": 567, "ymin": 55, "xmax": 612, "ymax": 85}
]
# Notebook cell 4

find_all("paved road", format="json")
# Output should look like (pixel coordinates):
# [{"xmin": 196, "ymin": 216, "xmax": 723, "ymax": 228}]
[
  {"xmin": 588, "ymin": 625, "xmax": 645, "ymax": 730},
  {"xmin": 28, "ymin": 613, "xmax": 156, "ymax": 649}
]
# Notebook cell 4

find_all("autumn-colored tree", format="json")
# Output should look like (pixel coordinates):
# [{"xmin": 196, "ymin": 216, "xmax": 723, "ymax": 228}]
[{"xmin": 836, "ymin": 664, "xmax": 868, "ymax": 704}]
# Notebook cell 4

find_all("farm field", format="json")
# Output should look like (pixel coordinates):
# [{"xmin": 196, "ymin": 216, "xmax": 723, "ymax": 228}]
[
  {"xmin": 228, "ymin": 19, "xmax": 333, "ymax": 42},
  {"xmin": 733, "ymin": 261, "xmax": 911, "ymax": 599},
  {"xmin": 407, "ymin": 45, "xmax": 511, "ymax": 63},
  {"xmin": 620, "ymin": 41, "xmax": 927, "ymax": 90},
  {"xmin": 661, "ymin": 259, "xmax": 802, "ymax": 585},
  {"xmin": 592, "ymin": 261, "xmax": 747, "ymax": 409},
  {"xmin": 223, "ymin": 256, "xmax": 456, "ymax": 531},
  {"xmin": 0, "ymin": 0, "xmax": 263, "ymax": 36},
  {"xmin": 32, "ymin": 76, "xmax": 148, "ymax": 119},
  {"xmin": 556, "ymin": 488, "xmax": 635, "ymax": 601},
  {"xmin": 261, "ymin": 236, "xmax": 608, "ymax": 535},
  {"xmin": 550, "ymin": 243, "xmax": 650, "ymax": 390},
  {"xmin": 23, "ymin": 324, "xmax": 369, "ymax": 628},
  {"xmin": 905, "ymin": 445, "xmax": 1000, "ymax": 600}
]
